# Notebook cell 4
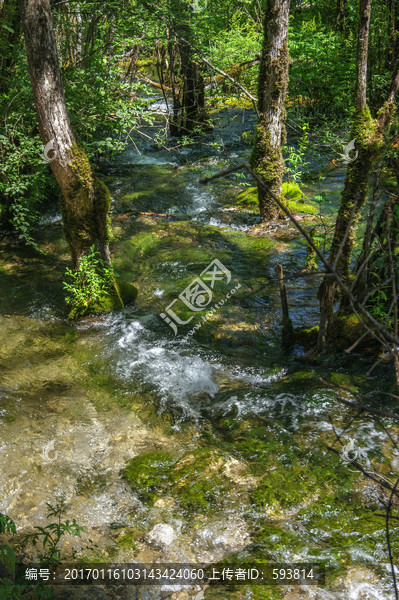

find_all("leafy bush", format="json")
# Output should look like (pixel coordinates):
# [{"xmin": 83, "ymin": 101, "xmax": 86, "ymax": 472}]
[
  {"xmin": 288, "ymin": 18, "xmax": 355, "ymax": 116},
  {"xmin": 0, "ymin": 498, "xmax": 91, "ymax": 599},
  {"xmin": 63, "ymin": 246, "xmax": 115, "ymax": 316}
]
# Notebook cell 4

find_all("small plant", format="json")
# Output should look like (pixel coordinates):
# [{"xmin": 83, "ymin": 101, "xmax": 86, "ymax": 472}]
[
  {"xmin": 63, "ymin": 246, "xmax": 115, "ymax": 317},
  {"xmin": 0, "ymin": 498, "xmax": 91, "ymax": 598},
  {"xmin": 23, "ymin": 497, "xmax": 85, "ymax": 567},
  {"xmin": 283, "ymin": 124, "xmax": 311, "ymax": 182}
]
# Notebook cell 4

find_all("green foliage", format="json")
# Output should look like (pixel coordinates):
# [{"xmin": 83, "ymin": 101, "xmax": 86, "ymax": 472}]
[
  {"xmin": 283, "ymin": 124, "xmax": 311, "ymax": 182},
  {"xmin": 288, "ymin": 18, "xmax": 355, "ymax": 116},
  {"xmin": 0, "ymin": 499, "xmax": 88, "ymax": 599},
  {"xmin": 63, "ymin": 246, "xmax": 115, "ymax": 316},
  {"xmin": 23, "ymin": 497, "xmax": 85, "ymax": 567},
  {"xmin": 0, "ymin": 115, "xmax": 56, "ymax": 249}
]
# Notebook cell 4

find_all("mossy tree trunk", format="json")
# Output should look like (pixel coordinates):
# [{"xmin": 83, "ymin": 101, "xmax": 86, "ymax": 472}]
[
  {"xmin": 317, "ymin": 0, "xmax": 372, "ymax": 351},
  {"xmin": 317, "ymin": 0, "xmax": 399, "ymax": 351},
  {"xmin": 250, "ymin": 0, "xmax": 290, "ymax": 222},
  {"xmin": 18, "ymin": 0, "xmax": 113, "ymax": 270}
]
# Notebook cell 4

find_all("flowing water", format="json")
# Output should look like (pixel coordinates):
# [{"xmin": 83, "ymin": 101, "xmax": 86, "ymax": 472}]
[{"xmin": 0, "ymin": 106, "xmax": 398, "ymax": 599}]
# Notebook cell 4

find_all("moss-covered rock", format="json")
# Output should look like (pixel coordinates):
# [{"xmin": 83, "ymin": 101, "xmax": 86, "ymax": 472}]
[
  {"xmin": 169, "ymin": 448, "xmax": 227, "ymax": 513},
  {"xmin": 328, "ymin": 312, "xmax": 369, "ymax": 350},
  {"xmin": 236, "ymin": 183, "xmax": 317, "ymax": 215},
  {"xmin": 67, "ymin": 281, "xmax": 137, "ymax": 320},
  {"xmin": 123, "ymin": 447, "xmax": 232, "ymax": 514},
  {"xmin": 118, "ymin": 280, "xmax": 138, "ymax": 305},
  {"xmin": 123, "ymin": 451, "xmax": 175, "ymax": 505},
  {"xmin": 252, "ymin": 465, "xmax": 317, "ymax": 509}
]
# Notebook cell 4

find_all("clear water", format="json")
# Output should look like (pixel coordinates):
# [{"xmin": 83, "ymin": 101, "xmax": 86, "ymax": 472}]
[{"xmin": 0, "ymin": 108, "xmax": 397, "ymax": 600}]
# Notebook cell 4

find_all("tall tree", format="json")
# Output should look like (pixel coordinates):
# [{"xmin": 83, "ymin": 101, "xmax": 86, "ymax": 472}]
[
  {"xmin": 168, "ymin": 0, "xmax": 206, "ymax": 135},
  {"xmin": 250, "ymin": 0, "xmax": 290, "ymax": 221},
  {"xmin": 317, "ymin": 0, "xmax": 399, "ymax": 351},
  {"xmin": 18, "ymin": 0, "xmax": 115, "ymax": 273}
]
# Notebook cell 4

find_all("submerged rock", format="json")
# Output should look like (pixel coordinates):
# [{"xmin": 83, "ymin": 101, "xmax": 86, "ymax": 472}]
[{"xmin": 147, "ymin": 523, "xmax": 177, "ymax": 550}]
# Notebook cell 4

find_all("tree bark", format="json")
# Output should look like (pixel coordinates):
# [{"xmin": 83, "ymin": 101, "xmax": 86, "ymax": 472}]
[
  {"xmin": 168, "ymin": 0, "xmax": 207, "ymax": 135},
  {"xmin": 355, "ymin": 0, "xmax": 370, "ymax": 110},
  {"xmin": 18, "ymin": 0, "xmax": 113, "ymax": 270},
  {"xmin": 317, "ymin": 0, "xmax": 372, "ymax": 351},
  {"xmin": 250, "ymin": 0, "xmax": 290, "ymax": 221},
  {"xmin": 276, "ymin": 263, "xmax": 294, "ymax": 346}
]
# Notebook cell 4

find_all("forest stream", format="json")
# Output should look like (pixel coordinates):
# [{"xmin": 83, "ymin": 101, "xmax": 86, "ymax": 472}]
[{"xmin": 0, "ymin": 107, "xmax": 397, "ymax": 600}]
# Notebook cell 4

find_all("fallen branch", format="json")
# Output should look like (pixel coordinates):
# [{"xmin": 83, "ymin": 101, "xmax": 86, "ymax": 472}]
[
  {"xmin": 198, "ymin": 55, "xmax": 259, "ymax": 116},
  {"xmin": 135, "ymin": 72, "xmax": 173, "ymax": 95},
  {"xmin": 204, "ymin": 56, "xmax": 261, "ymax": 91}
]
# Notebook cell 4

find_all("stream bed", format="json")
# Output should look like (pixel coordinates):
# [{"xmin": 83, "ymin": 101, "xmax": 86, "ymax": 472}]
[{"xmin": 0, "ymin": 107, "xmax": 398, "ymax": 599}]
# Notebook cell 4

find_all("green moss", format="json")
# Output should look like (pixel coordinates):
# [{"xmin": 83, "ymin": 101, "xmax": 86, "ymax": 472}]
[
  {"xmin": 176, "ymin": 477, "xmax": 225, "ymax": 512},
  {"xmin": 237, "ymin": 186, "xmax": 258, "ymax": 209},
  {"xmin": 120, "ymin": 191, "xmax": 149, "ymax": 205},
  {"xmin": 170, "ymin": 448, "xmax": 227, "ymax": 513},
  {"xmin": 123, "ymin": 447, "xmax": 231, "ymax": 514},
  {"xmin": 328, "ymin": 312, "xmax": 366, "ymax": 350},
  {"xmin": 294, "ymin": 324, "xmax": 319, "ymax": 346},
  {"xmin": 123, "ymin": 451, "xmax": 175, "ymax": 505},
  {"xmin": 71, "ymin": 143, "xmax": 94, "ymax": 189},
  {"xmin": 252, "ymin": 464, "xmax": 317, "ymax": 508},
  {"xmin": 287, "ymin": 199, "xmax": 317, "ymax": 215},
  {"xmin": 67, "ymin": 286, "xmax": 130, "ymax": 320},
  {"xmin": 250, "ymin": 123, "xmax": 285, "ymax": 220},
  {"xmin": 118, "ymin": 281, "xmax": 138, "ymax": 305},
  {"xmin": 236, "ymin": 183, "xmax": 316, "ymax": 215},
  {"xmin": 115, "ymin": 529, "xmax": 138, "ymax": 552},
  {"xmin": 282, "ymin": 181, "xmax": 304, "ymax": 202}
]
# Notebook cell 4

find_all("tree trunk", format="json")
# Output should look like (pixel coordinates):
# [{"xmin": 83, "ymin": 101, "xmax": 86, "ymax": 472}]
[
  {"xmin": 336, "ymin": 0, "xmax": 346, "ymax": 34},
  {"xmin": 172, "ymin": 27, "xmax": 205, "ymax": 133},
  {"xmin": 18, "ymin": 0, "xmax": 113, "ymax": 270},
  {"xmin": 168, "ymin": 33, "xmax": 181, "ymax": 137},
  {"xmin": 0, "ymin": 0, "xmax": 21, "ymax": 95},
  {"xmin": 168, "ymin": 0, "xmax": 207, "ymax": 136},
  {"xmin": 317, "ymin": 0, "xmax": 372, "ymax": 351},
  {"xmin": 250, "ymin": 0, "xmax": 290, "ymax": 221}
]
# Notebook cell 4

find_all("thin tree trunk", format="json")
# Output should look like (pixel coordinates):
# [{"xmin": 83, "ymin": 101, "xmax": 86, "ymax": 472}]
[
  {"xmin": 0, "ymin": 0, "xmax": 21, "ymax": 95},
  {"xmin": 336, "ymin": 0, "xmax": 346, "ymax": 34},
  {"xmin": 276, "ymin": 264, "xmax": 294, "ymax": 346},
  {"xmin": 18, "ymin": 0, "xmax": 114, "ymax": 272},
  {"xmin": 168, "ymin": 33, "xmax": 181, "ymax": 137},
  {"xmin": 250, "ymin": 0, "xmax": 290, "ymax": 221},
  {"xmin": 175, "ymin": 26, "xmax": 206, "ymax": 133},
  {"xmin": 317, "ymin": 0, "xmax": 372, "ymax": 351},
  {"xmin": 168, "ymin": 0, "xmax": 207, "ymax": 135},
  {"xmin": 316, "ymin": 0, "xmax": 399, "ymax": 352},
  {"xmin": 355, "ymin": 0, "xmax": 370, "ymax": 110}
]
